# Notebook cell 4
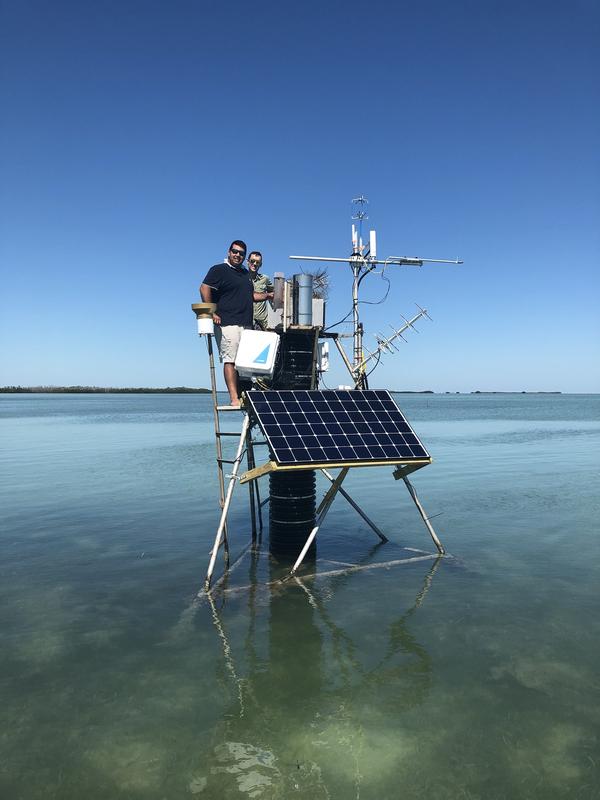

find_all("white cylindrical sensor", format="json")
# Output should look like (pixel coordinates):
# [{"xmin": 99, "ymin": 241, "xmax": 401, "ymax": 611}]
[
  {"xmin": 369, "ymin": 230, "xmax": 377, "ymax": 259},
  {"xmin": 197, "ymin": 317, "xmax": 214, "ymax": 335}
]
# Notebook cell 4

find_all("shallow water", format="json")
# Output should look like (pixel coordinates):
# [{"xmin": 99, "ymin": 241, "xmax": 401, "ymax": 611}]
[{"xmin": 1, "ymin": 393, "xmax": 599, "ymax": 799}]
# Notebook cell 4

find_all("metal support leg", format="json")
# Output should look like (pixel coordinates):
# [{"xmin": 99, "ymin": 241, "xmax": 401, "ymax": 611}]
[
  {"xmin": 245, "ymin": 429, "xmax": 257, "ymax": 543},
  {"xmin": 289, "ymin": 468, "xmax": 349, "ymax": 577},
  {"xmin": 245, "ymin": 432, "xmax": 263, "ymax": 537},
  {"xmin": 320, "ymin": 468, "xmax": 388, "ymax": 542},
  {"xmin": 403, "ymin": 476, "xmax": 445, "ymax": 555},
  {"xmin": 254, "ymin": 477, "xmax": 263, "ymax": 534},
  {"xmin": 205, "ymin": 415, "xmax": 251, "ymax": 591},
  {"xmin": 333, "ymin": 336, "xmax": 355, "ymax": 381},
  {"xmin": 206, "ymin": 335, "xmax": 229, "ymax": 563}
]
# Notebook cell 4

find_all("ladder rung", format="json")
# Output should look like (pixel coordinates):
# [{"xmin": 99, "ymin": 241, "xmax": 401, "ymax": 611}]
[
  {"xmin": 216, "ymin": 405, "xmax": 243, "ymax": 412},
  {"xmin": 216, "ymin": 431, "xmax": 243, "ymax": 437},
  {"xmin": 217, "ymin": 458, "xmax": 237, "ymax": 464}
]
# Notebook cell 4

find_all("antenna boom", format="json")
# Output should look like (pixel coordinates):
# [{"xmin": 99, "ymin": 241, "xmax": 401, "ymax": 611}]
[{"xmin": 289, "ymin": 255, "xmax": 463, "ymax": 265}]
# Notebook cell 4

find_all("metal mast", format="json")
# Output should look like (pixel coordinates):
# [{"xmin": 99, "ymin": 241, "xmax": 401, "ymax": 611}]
[
  {"xmin": 289, "ymin": 196, "xmax": 463, "ymax": 388},
  {"xmin": 351, "ymin": 196, "xmax": 368, "ymax": 386}
]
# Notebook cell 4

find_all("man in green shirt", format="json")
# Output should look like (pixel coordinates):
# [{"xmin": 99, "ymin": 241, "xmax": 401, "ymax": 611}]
[{"xmin": 248, "ymin": 251, "xmax": 274, "ymax": 330}]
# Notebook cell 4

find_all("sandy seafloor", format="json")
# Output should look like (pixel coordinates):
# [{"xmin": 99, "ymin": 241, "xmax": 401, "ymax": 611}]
[{"xmin": 1, "ymin": 392, "xmax": 599, "ymax": 799}]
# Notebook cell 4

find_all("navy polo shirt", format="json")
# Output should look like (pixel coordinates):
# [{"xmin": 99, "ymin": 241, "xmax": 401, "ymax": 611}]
[{"xmin": 202, "ymin": 262, "xmax": 254, "ymax": 327}]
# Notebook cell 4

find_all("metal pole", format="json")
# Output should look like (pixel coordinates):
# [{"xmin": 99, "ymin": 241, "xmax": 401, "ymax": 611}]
[
  {"xmin": 283, "ymin": 277, "xmax": 288, "ymax": 332},
  {"xmin": 332, "ymin": 336, "xmax": 355, "ymax": 380},
  {"xmin": 248, "ymin": 435, "xmax": 263, "ymax": 541},
  {"xmin": 246, "ymin": 428, "xmax": 257, "ymax": 543},
  {"xmin": 290, "ymin": 468, "xmax": 349, "ymax": 576},
  {"xmin": 206, "ymin": 335, "xmax": 229, "ymax": 559},
  {"xmin": 320, "ymin": 468, "xmax": 388, "ymax": 542},
  {"xmin": 204, "ymin": 540, "xmax": 254, "ymax": 595},
  {"xmin": 205, "ymin": 415, "xmax": 251, "ymax": 591},
  {"xmin": 351, "ymin": 258, "xmax": 361, "ymax": 378},
  {"xmin": 310, "ymin": 329, "xmax": 320, "ymax": 389},
  {"xmin": 402, "ymin": 476, "xmax": 445, "ymax": 554},
  {"xmin": 254, "ymin": 476, "xmax": 263, "ymax": 534},
  {"xmin": 289, "ymin": 255, "xmax": 462, "ymax": 265}
]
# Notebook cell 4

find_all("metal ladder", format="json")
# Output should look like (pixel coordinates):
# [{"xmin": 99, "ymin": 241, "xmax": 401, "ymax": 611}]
[{"xmin": 204, "ymin": 335, "xmax": 263, "ymax": 585}]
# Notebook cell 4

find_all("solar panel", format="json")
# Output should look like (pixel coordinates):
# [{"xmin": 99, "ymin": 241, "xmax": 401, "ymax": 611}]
[{"xmin": 246, "ymin": 390, "xmax": 430, "ymax": 467}]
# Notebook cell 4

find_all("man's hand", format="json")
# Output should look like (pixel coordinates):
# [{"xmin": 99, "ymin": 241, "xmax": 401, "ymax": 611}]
[{"xmin": 213, "ymin": 312, "xmax": 222, "ymax": 325}]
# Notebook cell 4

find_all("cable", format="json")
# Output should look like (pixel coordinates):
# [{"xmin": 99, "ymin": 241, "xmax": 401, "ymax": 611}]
[
  {"xmin": 322, "ymin": 280, "xmax": 389, "ymax": 334},
  {"xmin": 365, "ymin": 349, "xmax": 382, "ymax": 379},
  {"xmin": 358, "ymin": 273, "xmax": 391, "ymax": 306},
  {"xmin": 357, "ymin": 259, "xmax": 391, "ymax": 298},
  {"xmin": 322, "ymin": 306, "xmax": 354, "ymax": 334},
  {"xmin": 323, "ymin": 259, "xmax": 390, "ymax": 333},
  {"xmin": 317, "ymin": 371, "xmax": 332, "ymax": 389}
]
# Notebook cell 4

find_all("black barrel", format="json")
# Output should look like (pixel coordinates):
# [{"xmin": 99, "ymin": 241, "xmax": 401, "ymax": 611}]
[
  {"xmin": 269, "ymin": 470, "xmax": 316, "ymax": 562},
  {"xmin": 271, "ymin": 329, "xmax": 317, "ymax": 390}
]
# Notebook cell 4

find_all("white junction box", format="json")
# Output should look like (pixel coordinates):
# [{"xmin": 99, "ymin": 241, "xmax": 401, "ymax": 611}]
[
  {"xmin": 235, "ymin": 330, "xmax": 280, "ymax": 379},
  {"xmin": 318, "ymin": 341, "xmax": 329, "ymax": 372}
]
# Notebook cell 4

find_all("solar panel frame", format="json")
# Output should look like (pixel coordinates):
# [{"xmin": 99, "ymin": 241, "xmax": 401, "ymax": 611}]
[{"xmin": 246, "ymin": 390, "xmax": 431, "ymax": 468}]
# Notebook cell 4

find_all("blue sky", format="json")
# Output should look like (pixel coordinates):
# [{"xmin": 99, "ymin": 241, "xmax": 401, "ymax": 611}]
[{"xmin": 1, "ymin": 0, "xmax": 598, "ymax": 392}]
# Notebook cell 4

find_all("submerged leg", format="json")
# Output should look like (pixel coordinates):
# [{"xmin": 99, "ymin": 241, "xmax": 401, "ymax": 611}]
[
  {"xmin": 205, "ymin": 415, "xmax": 251, "ymax": 590},
  {"xmin": 402, "ymin": 476, "xmax": 445, "ymax": 555},
  {"xmin": 289, "ymin": 468, "xmax": 349, "ymax": 577},
  {"xmin": 320, "ymin": 468, "xmax": 388, "ymax": 542}
]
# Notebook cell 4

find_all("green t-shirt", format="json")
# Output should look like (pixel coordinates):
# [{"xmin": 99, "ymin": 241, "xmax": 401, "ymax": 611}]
[{"xmin": 251, "ymin": 272, "xmax": 273, "ymax": 329}]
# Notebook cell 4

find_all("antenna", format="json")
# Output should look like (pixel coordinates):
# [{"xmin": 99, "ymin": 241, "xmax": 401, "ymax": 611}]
[
  {"xmin": 351, "ymin": 195, "xmax": 369, "ymax": 221},
  {"xmin": 351, "ymin": 196, "xmax": 368, "ymax": 257},
  {"xmin": 355, "ymin": 305, "xmax": 432, "ymax": 374},
  {"xmin": 289, "ymin": 197, "xmax": 462, "ymax": 388}
]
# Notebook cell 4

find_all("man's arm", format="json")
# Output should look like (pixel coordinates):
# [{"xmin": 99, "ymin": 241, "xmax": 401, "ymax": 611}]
[
  {"xmin": 253, "ymin": 277, "xmax": 274, "ymax": 302},
  {"xmin": 265, "ymin": 276, "xmax": 274, "ymax": 301},
  {"xmin": 252, "ymin": 289, "xmax": 273, "ymax": 301},
  {"xmin": 200, "ymin": 283, "xmax": 221, "ymax": 325}
]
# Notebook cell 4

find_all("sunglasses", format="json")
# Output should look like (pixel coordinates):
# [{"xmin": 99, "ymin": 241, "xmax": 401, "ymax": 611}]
[
  {"xmin": 230, "ymin": 248, "xmax": 246, "ymax": 256},
  {"xmin": 249, "ymin": 260, "xmax": 261, "ymax": 266}
]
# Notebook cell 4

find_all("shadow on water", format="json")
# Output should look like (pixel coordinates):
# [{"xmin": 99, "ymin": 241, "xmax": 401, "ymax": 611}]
[{"xmin": 191, "ymin": 548, "xmax": 443, "ymax": 798}]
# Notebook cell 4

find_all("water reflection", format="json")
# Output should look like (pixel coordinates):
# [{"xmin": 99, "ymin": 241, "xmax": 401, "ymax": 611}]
[{"xmin": 196, "ymin": 552, "xmax": 442, "ymax": 798}]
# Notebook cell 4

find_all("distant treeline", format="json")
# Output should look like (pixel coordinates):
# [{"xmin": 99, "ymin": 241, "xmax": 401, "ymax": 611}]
[
  {"xmin": 470, "ymin": 390, "xmax": 562, "ymax": 394},
  {"xmin": 1, "ymin": 386, "xmax": 563, "ymax": 395},
  {"xmin": 392, "ymin": 390, "xmax": 562, "ymax": 395},
  {"xmin": 1, "ymin": 386, "xmax": 211, "ymax": 394}
]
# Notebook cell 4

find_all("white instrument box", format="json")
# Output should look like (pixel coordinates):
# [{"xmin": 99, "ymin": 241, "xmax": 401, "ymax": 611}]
[{"xmin": 235, "ymin": 330, "xmax": 280, "ymax": 378}]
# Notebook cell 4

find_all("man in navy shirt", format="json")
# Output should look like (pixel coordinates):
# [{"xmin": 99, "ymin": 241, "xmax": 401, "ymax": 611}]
[{"xmin": 200, "ymin": 240, "xmax": 270, "ymax": 406}]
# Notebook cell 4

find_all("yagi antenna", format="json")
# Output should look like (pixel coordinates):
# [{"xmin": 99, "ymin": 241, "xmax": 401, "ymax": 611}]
[
  {"xmin": 415, "ymin": 303, "xmax": 433, "ymax": 321},
  {"xmin": 355, "ymin": 305, "xmax": 432, "ymax": 374}
]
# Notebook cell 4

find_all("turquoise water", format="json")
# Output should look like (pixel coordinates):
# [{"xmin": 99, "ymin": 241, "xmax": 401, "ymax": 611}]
[{"xmin": 1, "ymin": 393, "xmax": 599, "ymax": 799}]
